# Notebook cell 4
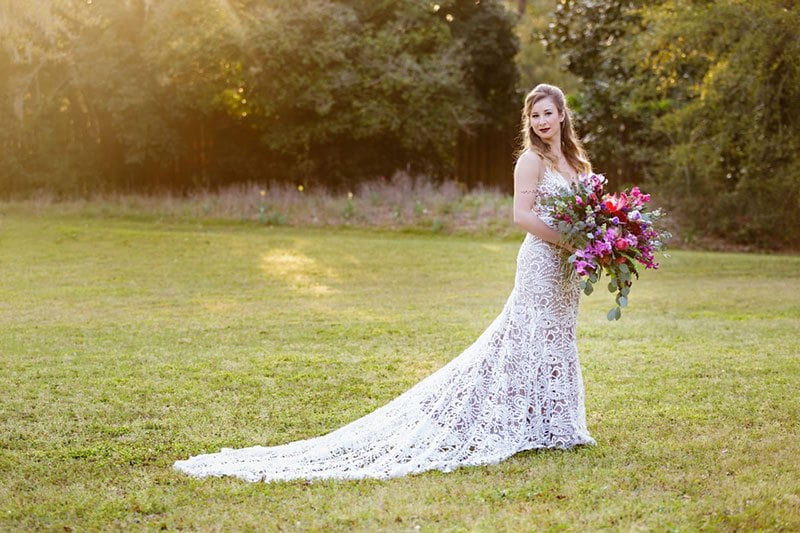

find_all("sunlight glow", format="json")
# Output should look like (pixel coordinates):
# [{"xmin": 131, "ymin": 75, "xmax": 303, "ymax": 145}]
[{"xmin": 260, "ymin": 249, "xmax": 338, "ymax": 296}]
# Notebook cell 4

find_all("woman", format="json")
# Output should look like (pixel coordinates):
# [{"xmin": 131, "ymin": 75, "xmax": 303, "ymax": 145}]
[{"xmin": 173, "ymin": 83, "xmax": 596, "ymax": 482}]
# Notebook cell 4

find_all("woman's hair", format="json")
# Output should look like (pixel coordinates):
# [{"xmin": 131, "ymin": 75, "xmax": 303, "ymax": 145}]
[{"xmin": 517, "ymin": 83, "xmax": 591, "ymax": 175}]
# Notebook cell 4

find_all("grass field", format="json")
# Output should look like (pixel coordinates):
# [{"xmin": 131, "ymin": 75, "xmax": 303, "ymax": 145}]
[{"xmin": 1, "ymin": 207, "xmax": 798, "ymax": 530}]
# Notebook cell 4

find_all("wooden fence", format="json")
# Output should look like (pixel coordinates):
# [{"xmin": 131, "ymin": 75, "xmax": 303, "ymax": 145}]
[{"xmin": 456, "ymin": 123, "xmax": 519, "ymax": 194}]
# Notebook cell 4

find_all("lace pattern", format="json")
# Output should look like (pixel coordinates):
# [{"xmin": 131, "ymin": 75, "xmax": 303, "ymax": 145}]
[{"xmin": 173, "ymin": 167, "xmax": 596, "ymax": 482}]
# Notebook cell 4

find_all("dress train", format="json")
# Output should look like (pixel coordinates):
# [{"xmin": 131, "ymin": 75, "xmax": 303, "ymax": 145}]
[{"xmin": 173, "ymin": 167, "xmax": 595, "ymax": 482}]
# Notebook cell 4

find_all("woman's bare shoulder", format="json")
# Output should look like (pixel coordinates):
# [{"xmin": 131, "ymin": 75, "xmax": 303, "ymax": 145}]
[{"xmin": 514, "ymin": 150, "xmax": 545, "ymax": 182}]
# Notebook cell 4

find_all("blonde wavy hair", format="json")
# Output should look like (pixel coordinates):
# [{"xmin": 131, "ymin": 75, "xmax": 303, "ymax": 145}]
[{"xmin": 517, "ymin": 83, "xmax": 591, "ymax": 175}]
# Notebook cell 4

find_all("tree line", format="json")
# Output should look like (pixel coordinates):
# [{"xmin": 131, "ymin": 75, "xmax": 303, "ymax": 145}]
[
  {"xmin": 0, "ymin": 0, "xmax": 518, "ymax": 193},
  {"xmin": 545, "ymin": 0, "xmax": 799, "ymax": 248},
  {"xmin": 1, "ymin": 0, "xmax": 798, "ymax": 247}
]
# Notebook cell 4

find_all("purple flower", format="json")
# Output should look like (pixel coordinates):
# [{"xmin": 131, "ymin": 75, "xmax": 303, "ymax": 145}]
[
  {"xmin": 574, "ymin": 260, "xmax": 594, "ymax": 276},
  {"xmin": 592, "ymin": 240, "xmax": 612, "ymax": 256}
]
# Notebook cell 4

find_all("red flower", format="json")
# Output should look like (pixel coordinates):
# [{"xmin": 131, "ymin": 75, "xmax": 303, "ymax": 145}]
[
  {"xmin": 602, "ymin": 193, "xmax": 630, "ymax": 224},
  {"xmin": 615, "ymin": 238, "xmax": 629, "ymax": 251},
  {"xmin": 602, "ymin": 192, "xmax": 627, "ymax": 212}
]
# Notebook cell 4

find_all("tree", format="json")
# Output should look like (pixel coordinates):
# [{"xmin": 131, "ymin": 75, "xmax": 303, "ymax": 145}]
[
  {"xmin": 545, "ymin": 0, "xmax": 663, "ymax": 188},
  {"xmin": 0, "ymin": 0, "xmax": 521, "ymax": 194},
  {"xmin": 510, "ymin": 0, "xmax": 579, "ymax": 98},
  {"xmin": 546, "ymin": 0, "xmax": 800, "ymax": 248},
  {"xmin": 632, "ymin": 0, "xmax": 800, "ymax": 247},
  {"xmin": 240, "ymin": 0, "xmax": 485, "ymax": 187}
]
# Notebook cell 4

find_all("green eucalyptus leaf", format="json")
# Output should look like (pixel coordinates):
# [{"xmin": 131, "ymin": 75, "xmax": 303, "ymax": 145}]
[
  {"xmin": 584, "ymin": 283, "xmax": 594, "ymax": 296},
  {"xmin": 619, "ymin": 295, "xmax": 628, "ymax": 308}
]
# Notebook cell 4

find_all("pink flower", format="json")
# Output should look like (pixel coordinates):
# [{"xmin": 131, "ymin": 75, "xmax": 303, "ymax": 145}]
[{"xmin": 615, "ymin": 238, "xmax": 629, "ymax": 251}]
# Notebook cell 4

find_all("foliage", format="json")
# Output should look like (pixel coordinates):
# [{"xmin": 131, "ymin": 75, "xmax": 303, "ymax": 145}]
[
  {"xmin": 509, "ymin": 0, "xmax": 580, "ymax": 97},
  {"xmin": 634, "ymin": 0, "xmax": 800, "ymax": 248},
  {"xmin": 4, "ymin": 0, "xmax": 798, "ymax": 248},
  {"xmin": 439, "ymin": 0, "xmax": 521, "ymax": 128},
  {"xmin": 546, "ymin": 0, "xmax": 800, "ymax": 248},
  {"xmin": 544, "ymin": 0, "xmax": 662, "ymax": 189},
  {"xmin": 0, "ymin": 0, "xmax": 520, "ymax": 194}
]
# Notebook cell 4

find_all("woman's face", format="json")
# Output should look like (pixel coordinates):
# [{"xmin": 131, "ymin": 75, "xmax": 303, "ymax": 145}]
[{"xmin": 530, "ymin": 97, "xmax": 564, "ymax": 143}]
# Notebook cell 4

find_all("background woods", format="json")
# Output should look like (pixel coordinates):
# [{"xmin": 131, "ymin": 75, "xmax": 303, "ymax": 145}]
[
  {"xmin": 544, "ymin": 0, "xmax": 800, "ymax": 248},
  {"xmin": 0, "ymin": 0, "xmax": 518, "ymax": 193},
  {"xmin": 1, "ymin": 0, "xmax": 798, "ymax": 248}
]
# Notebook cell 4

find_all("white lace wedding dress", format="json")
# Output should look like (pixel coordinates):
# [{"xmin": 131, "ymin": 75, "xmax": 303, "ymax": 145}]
[{"xmin": 173, "ymin": 167, "xmax": 596, "ymax": 482}]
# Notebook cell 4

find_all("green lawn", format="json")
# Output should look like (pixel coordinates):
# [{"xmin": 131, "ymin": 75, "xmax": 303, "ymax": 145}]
[{"xmin": 1, "ymin": 209, "xmax": 798, "ymax": 530}]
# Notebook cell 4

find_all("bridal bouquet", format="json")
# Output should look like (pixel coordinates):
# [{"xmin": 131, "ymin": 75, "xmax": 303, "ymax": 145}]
[{"xmin": 544, "ymin": 173, "xmax": 671, "ymax": 320}]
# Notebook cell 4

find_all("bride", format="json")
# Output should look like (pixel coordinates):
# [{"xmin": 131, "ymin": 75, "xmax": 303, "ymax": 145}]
[{"xmin": 173, "ymin": 83, "xmax": 596, "ymax": 482}]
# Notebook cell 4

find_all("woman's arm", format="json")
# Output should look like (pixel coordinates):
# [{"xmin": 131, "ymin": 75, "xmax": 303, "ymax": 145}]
[{"xmin": 512, "ymin": 152, "xmax": 572, "ymax": 249}]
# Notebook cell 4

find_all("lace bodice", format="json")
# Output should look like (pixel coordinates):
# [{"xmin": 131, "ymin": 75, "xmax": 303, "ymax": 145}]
[
  {"xmin": 534, "ymin": 166, "xmax": 575, "ymax": 229},
  {"xmin": 173, "ymin": 166, "xmax": 595, "ymax": 482}
]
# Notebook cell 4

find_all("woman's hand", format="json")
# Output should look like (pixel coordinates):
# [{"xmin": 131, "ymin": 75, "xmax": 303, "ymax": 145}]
[{"xmin": 557, "ymin": 237, "xmax": 577, "ymax": 254}]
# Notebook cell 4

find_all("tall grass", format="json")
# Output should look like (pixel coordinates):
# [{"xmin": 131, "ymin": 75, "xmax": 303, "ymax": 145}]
[
  {"xmin": 11, "ymin": 171, "xmax": 517, "ymax": 238},
  {"xmin": 9, "ymin": 171, "xmax": 789, "ymax": 252}
]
